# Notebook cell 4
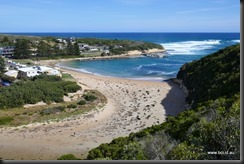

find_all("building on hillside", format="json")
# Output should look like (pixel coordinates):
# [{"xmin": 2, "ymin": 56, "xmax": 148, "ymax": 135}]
[
  {"xmin": 4, "ymin": 70, "xmax": 19, "ymax": 78},
  {"xmin": 30, "ymin": 48, "xmax": 38, "ymax": 56},
  {"xmin": 103, "ymin": 50, "xmax": 110, "ymax": 54},
  {"xmin": 0, "ymin": 46, "xmax": 15, "ymax": 57},
  {"xmin": 56, "ymin": 43, "xmax": 66, "ymax": 50},
  {"xmin": 89, "ymin": 46, "xmax": 99, "ymax": 51},
  {"xmin": 33, "ymin": 66, "xmax": 62, "ymax": 77},
  {"xmin": 78, "ymin": 43, "xmax": 89, "ymax": 50},
  {"xmin": 17, "ymin": 67, "xmax": 39, "ymax": 78},
  {"xmin": 57, "ymin": 38, "xmax": 67, "ymax": 44}
]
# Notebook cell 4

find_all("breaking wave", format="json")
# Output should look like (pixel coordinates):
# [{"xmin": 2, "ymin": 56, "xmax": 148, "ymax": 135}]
[{"xmin": 162, "ymin": 40, "xmax": 221, "ymax": 55}]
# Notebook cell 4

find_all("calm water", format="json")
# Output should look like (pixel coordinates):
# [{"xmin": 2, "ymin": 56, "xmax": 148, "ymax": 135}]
[{"xmin": 7, "ymin": 33, "xmax": 240, "ymax": 81}]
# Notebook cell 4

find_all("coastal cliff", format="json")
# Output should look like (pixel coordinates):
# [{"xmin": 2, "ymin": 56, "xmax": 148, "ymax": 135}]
[{"xmin": 82, "ymin": 44, "xmax": 240, "ymax": 160}]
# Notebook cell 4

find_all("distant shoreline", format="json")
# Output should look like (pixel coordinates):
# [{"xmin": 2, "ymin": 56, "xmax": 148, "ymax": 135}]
[{"xmin": 36, "ymin": 48, "xmax": 166, "ymax": 67}]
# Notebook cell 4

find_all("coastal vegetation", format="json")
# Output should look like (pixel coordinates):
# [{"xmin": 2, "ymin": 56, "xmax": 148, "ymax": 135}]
[
  {"xmin": 0, "ymin": 57, "xmax": 5, "ymax": 73},
  {"xmin": 0, "ymin": 73, "xmax": 103, "ymax": 126},
  {"xmin": 0, "ymin": 35, "xmax": 164, "ymax": 60},
  {"xmin": 0, "ymin": 79, "xmax": 106, "ymax": 127},
  {"xmin": 73, "ymin": 44, "xmax": 240, "ymax": 160},
  {"xmin": 76, "ymin": 38, "xmax": 164, "ymax": 55},
  {"xmin": 0, "ymin": 75, "xmax": 81, "ymax": 109}
]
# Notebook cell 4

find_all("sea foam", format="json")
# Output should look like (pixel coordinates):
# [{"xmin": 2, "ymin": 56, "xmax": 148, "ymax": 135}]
[{"xmin": 161, "ymin": 40, "xmax": 221, "ymax": 55}]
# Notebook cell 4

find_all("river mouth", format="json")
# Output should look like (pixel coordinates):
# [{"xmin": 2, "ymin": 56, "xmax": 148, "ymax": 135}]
[{"xmin": 57, "ymin": 56, "xmax": 186, "ymax": 82}]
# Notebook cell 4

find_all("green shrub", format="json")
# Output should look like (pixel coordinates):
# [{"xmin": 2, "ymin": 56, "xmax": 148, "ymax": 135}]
[
  {"xmin": 84, "ymin": 94, "xmax": 97, "ymax": 102},
  {"xmin": 64, "ymin": 84, "xmax": 81, "ymax": 93},
  {"xmin": 0, "ymin": 75, "xmax": 80, "ymax": 109},
  {"xmin": 57, "ymin": 154, "xmax": 81, "ymax": 160},
  {"xmin": 67, "ymin": 104, "xmax": 77, "ymax": 108},
  {"xmin": 78, "ymin": 100, "xmax": 86, "ymax": 105}
]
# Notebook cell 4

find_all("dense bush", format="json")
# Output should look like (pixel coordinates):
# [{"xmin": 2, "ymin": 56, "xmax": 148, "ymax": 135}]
[
  {"xmin": 78, "ymin": 100, "xmax": 86, "ymax": 105},
  {"xmin": 64, "ymin": 84, "xmax": 81, "ymax": 93},
  {"xmin": 67, "ymin": 104, "xmax": 77, "ymax": 108},
  {"xmin": 177, "ymin": 44, "xmax": 240, "ymax": 108},
  {"xmin": 57, "ymin": 154, "xmax": 81, "ymax": 160},
  {"xmin": 0, "ymin": 75, "xmax": 81, "ymax": 109},
  {"xmin": 84, "ymin": 94, "xmax": 97, "ymax": 102}
]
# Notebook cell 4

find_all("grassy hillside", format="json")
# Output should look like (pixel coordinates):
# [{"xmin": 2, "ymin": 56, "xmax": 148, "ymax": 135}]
[{"xmin": 81, "ymin": 44, "xmax": 240, "ymax": 160}]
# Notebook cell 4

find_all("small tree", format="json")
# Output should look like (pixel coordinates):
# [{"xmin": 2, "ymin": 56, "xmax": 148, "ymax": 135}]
[
  {"xmin": 2, "ymin": 36, "xmax": 9, "ymax": 43},
  {"xmin": 66, "ymin": 41, "xmax": 74, "ymax": 55},
  {"xmin": 73, "ymin": 42, "xmax": 80, "ymax": 56},
  {"xmin": 0, "ymin": 57, "xmax": 5, "ymax": 73},
  {"xmin": 37, "ymin": 41, "xmax": 51, "ymax": 57},
  {"xmin": 13, "ymin": 39, "xmax": 31, "ymax": 59}
]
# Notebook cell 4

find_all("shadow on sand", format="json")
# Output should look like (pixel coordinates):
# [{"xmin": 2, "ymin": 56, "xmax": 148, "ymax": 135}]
[{"xmin": 161, "ymin": 79, "xmax": 187, "ymax": 117}]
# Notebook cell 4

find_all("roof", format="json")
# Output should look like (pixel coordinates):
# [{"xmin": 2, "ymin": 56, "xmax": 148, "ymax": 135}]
[
  {"xmin": 4, "ymin": 70, "xmax": 18, "ymax": 74},
  {"xmin": 4, "ymin": 70, "xmax": 18, "ymax": 77},
  {"xmin": 18, "ymin": 67, "xmax": 37, "ymax": 72},
  {"xmin": 34, "ymin": 66, "xmax": 53, "ymax": 72}
]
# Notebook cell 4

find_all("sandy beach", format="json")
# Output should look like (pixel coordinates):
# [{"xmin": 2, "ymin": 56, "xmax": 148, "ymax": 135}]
[{"xmin": 0, "ymin": 57, "xmax": 186, "ymax": 160}]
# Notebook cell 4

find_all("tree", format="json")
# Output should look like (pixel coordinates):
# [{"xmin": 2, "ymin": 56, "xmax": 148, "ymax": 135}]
[
  {"xmin": 2, "ymin": 36, "xmax": 9, "ymax": 43},
  {"xmin": 66, "ymin": 41, "xmax": 73, "ymax": 55},
  {"xmin": 0, "ymin": 36, "xmax": 13, "ymax": 46},
  {"xmin": 101, "ymin": 52, "xmax": 106, "ymax": 57},
  {"xmin": 37, "ymin": 41, "xmax": 51, "ymax": 57},
  {"xmin": 73, "ymin": 42, "xmax": 80, "ymax": 56},
  {"xmin": 0, "ymin": 57, "xmax": 5, "ymax": 73},
  {"xmin": 13, "ymin": 39, "xmax": 31, "ymax": 59}
]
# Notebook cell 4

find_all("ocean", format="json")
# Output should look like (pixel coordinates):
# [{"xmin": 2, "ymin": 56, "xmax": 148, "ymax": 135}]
[{"xmin": 7, "ymin": 33, "xmax": 240, "ymax": 81}]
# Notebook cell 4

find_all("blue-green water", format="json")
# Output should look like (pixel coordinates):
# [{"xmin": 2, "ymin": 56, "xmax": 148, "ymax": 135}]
[{"xmin": 7, "ymin": 32, "xmax": 239, "ymax": 81}]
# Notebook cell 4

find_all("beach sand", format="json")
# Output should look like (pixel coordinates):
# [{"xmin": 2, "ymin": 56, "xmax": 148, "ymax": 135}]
[{"xmin": 0, "ymin": 59, "xmax": 186, "ymax": 160}]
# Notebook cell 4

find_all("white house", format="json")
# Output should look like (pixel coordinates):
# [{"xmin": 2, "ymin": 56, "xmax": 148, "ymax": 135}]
[
  {"xmin": 4, "ymin": 70, "xmax": 19, "ymax": 78},
  {"xmin": 78, "ymin": 43, "xmax": 89, "ymax": 50},
  {"xmin": 17, "ymin": 67, "xmax": 39, "ymax": 78},
  {"xmin": 90, "ymin": 47, "xmax": 99, "ymax": 51},
  {"xmin": 33, "ymin": 66, "xmax": 62, "ymax": 77}
]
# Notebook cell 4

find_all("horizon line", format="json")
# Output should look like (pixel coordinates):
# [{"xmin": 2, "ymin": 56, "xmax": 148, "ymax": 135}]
[{"xmin": 0, "ymin": 32, "xmax": 241, "ymax": 34}]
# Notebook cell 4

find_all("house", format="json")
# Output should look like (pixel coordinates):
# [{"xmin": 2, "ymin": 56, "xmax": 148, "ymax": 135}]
[
  {"xmin": 78, "ymin": 43, "xmax": 89, "ymax": 50},
  {"xmin": 103, "ymin": 50, "xmax": 110, "ymax": 54},
  {"xmin": 33, "ymin": 66, "xmax": 62, "ymax": 77},
  {"xmin": 4, "ymin": 70, "xmax": 19, "ymax": 78},
  {"xmin": 0, "ymin": 46, "xmax": 15, "ymax": 57},
  {"xmin": 57, "ymin": 43, "xmax": 66, "ymax": 50},
  {"xmin": 17, "ymin": 67, "xmax": 39, "ymax": 78},
  {"xmin": 89, "ymin": 46, "xmax": 99, "ymax": 51},
  {"xmin": 30, "ymin": 48, "xmax": 38, "ymax": 56}
]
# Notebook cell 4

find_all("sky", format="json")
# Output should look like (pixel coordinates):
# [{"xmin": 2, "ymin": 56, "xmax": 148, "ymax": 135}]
[{"xmin": 0, "ymin": 0, "xmax": 240, "ymax": 32}]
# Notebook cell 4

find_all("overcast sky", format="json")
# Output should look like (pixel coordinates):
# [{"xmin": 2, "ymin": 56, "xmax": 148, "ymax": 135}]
[{"xmin": 0, "ymin": 0, "xmax": 240, "ymax": 32}]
